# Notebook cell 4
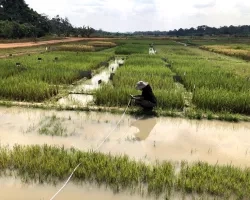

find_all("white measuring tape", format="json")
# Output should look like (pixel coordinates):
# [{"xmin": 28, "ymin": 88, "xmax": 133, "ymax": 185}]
[{"xmin": 49, "ymin": 99, "xmax": 132, "ymax": 200}]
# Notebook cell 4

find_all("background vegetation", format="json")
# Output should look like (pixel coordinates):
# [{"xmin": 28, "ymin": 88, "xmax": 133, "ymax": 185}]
[{"xmin": 0, "ymin": 0, "xmax": 95, "ymax": 39}]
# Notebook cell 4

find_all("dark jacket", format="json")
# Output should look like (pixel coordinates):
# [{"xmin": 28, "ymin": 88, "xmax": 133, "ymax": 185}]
[{"xmin": 142, "ymin": 85, "xmax": 157, "ymax": 104}]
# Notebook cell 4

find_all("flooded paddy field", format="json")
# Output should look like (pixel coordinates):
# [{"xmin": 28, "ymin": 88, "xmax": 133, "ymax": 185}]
[
  {"xmin": 1, "ymin": 106, "xmax": 250, "ymax": 167},
  {"xmin": 1, "ymin": 106, "xmax": 249, "ymax": 199},
  {"xmin": 0, "ymin": 177, "xmax": 225, "ymax": 200},
  {"xmin": 0, "ymin": 177, "xmax": 149, "ymax": 200},
  {"xmin": 1, "ymin": 38, "xmax": 250, "ymax": 199}
]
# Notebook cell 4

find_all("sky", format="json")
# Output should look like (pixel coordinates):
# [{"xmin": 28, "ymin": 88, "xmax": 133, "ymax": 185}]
[{"xmin": 25, "ymin": 0, "xmax": 250, "ymax": 32}]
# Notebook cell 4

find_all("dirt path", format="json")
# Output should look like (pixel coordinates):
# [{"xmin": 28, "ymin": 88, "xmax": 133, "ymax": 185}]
[
  {"xmin": 0, "ymin": 37, "xmax": 113, "ymax": 49},
  {"xmin": 0, "ymin": 50, "xmax": 42, "ymax": 58}
]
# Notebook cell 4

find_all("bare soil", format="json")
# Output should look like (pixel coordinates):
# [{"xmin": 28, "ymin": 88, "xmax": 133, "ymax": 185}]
[{"xmin": 0, "ymin": 37, "xmax": 115, "ymax": 49}]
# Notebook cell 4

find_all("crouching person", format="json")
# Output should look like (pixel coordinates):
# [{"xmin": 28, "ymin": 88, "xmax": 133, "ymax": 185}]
[{"xmin": 130, "ymin": 81, "xmax": 157, "ymax": 111}]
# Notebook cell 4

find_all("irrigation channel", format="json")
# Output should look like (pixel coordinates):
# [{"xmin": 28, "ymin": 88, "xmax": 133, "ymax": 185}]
[{"xmin": 57, "ymin": 57, "xmax": 124, "ymax": 107}]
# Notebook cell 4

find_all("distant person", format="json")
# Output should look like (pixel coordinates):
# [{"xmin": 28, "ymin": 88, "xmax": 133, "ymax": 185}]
[{"xmin": 130, "ymin": 81, "xmax": 157, "ymax": 111}]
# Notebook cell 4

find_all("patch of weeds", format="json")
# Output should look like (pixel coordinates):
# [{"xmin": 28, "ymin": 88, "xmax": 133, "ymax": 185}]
[
  {"xmin": 25, "ymin": 123, "xmax": 37, "ymax": 133},
  {"xmin": 218, "ymin": 113, "xmax": 240, "ymax": 122},
  {"xmin": 38, "ymin": 114, "xmax": 68, "ymax": 137},
  {"xmin": 0, "ymin": 101, "xmax": 13, "ymax": 107},
  {"xmin": 184, "ymin": 109, "xmax": 197, "ymax": 119},
  {"xmin": 206, "ymin": 111, "xmax": 214, "ymax": 120},
  {"xmin": 125, "ymin": 136, "xmax": 137, "ymax": 142},
  {"xmin": 195, "ymin": 110, "xmax": 203, "ymax": 120}
]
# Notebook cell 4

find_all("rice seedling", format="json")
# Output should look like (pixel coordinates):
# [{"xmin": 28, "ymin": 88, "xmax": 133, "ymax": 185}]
[
  {"xmin": 193, "ymin": 88, "xmax": 250, "ymax": 114},
  {"xmin": 0, "ymin": 77, "xmax": 58, "ymax": 101},
  {"xmin": 157, "ymin": 45, "xmax": 250, "ymax": 115},
  {"xmin": 87, "ymin": 41, "xmax": 117, "ymax": 47},
  {"xmin": 0, "ymin": 51, "xmax": 113, "ymax": 102},
  {"xmin": 94, "ymin": 54, "xmax": 185, "ymax": 110},
  {"xmin": 177, "ymin": 161, "xmax": 250, "ymax": 198},
  {"xmin": 0, "ymin": 144, "xmax": 174, "ymax": 197},
  {"xmin": 38, "ymin": 114, "xmax": 68, "ymax": 137},
  {"xmin": 0, "ymin": 144, "xmax": 250, "ymax": 198},
  {"xmin": 200, "ymin": 45, "xmax": 250, "ymax": 60},
  {"xmin": 115, "ymin": 44, "xmax": 148, "ymax": 55},
  {"xmin": 57, "ymin": 44, "xmax": 95, "ymax": 52},
  {"xmin": 115, "ymin": 39, "xmax": 178, "ymax": 46}
]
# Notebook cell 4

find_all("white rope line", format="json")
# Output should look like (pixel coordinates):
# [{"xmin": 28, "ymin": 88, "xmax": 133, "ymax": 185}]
[
  {"xmin": 49, "ymin": 163, "xmax": 82, "ymax": 200},
  {"xmin": 49, "ymin": 99, "xmax": 132, "ymax": 200}
]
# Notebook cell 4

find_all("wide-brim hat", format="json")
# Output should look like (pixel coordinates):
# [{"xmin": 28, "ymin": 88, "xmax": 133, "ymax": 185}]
[{"xmin": 136, "ymin": 81, "xmax": 148, "ymax": 90}]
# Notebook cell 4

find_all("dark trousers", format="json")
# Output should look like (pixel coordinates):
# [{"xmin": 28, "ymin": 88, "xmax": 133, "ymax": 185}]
[{"xmin": 133, "ymin": 99, "xmax": 156, "ymax": 110}]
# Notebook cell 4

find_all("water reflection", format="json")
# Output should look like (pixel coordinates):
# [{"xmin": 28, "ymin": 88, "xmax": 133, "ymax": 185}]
[{"xmin": 131, "ymin": 116, "xmax": 157, "ymax": 141}]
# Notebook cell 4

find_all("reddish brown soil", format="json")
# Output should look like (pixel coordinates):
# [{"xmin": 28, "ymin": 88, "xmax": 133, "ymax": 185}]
[{"xmin": 0, "ymin": 37, "xmax": 115, "ymax": 49}]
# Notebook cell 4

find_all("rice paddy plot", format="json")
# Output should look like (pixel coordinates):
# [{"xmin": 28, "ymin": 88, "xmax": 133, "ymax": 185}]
[
  {"xmin": 1, "ymin": 105, "xmax": 250, "ymax": 199},
  {"xmin": 115, "ymin": 44, "xmax": 149, "ymax": 55},
  {"xmin": 94, "ymin": 54, "xmax": 185, "ymax": 110},
  {"xmin": 0, "ymin": 143, "xmax": 250, "ymax": 199},
  {"xmin": 0, "ymin": 177, "xmax": 152, "ymax": 200},
  {"xmin": 0, "ymin": 51, "xmax": 113, "ymax": 102},
  {"xmin": 57, "ymin": 57, "xmax": 126, "ymax": 107},
  {"xmin": 57, "ymin": 44, "xmax": 95, "ymax": 52},
  {"xmin": 157, "ymin": 45, "xmax": 250, "ymax": 115},
  {"xmin": 200, "ymin": 44, "xmax": 250, "ymax": 61},
  {"xmin": 87, "ymin": 41, "xmax": 117, "ymax": 47}
]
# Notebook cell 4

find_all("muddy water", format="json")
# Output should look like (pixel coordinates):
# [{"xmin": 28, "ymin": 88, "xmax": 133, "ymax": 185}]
[
  {"xmin": 0, "ymin": 177, "xmax": 221, "ymax": 200},
  {"xmin": 72, "ymin": 69, "xmax": 111, "ymax": 93},
  {"xmin": 0, "ymin": 177, "xmax": 150, "ymax": 200},
  {"xmin": 57, "ymin": 94, "xmax": 94, "ymax": 107},
  {"xmin": 58, "ymin": 59, "xmax": 123, "ymax": 107},
  {"xmin": 1, "ymin": 106, "xmax": 250, "ymax": 167},
  {"xmin": 71, "ymin": 58, "xmax": 122, "ymax": 94}
]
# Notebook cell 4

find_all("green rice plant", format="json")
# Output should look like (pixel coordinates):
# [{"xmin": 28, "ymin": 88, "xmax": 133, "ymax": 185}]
[
  {"xmin": 154, "ymin": 89, "xmax": 185, "ymax": 110},
  {"xmin": 0, "ymin": 51, "xmax": 113, "ymax": 101},
  {"xmin": 193, "ymin": 88, "xmax": 250, "ymax": 114},
  {"xmin": 0, "ymin": 62, "xmax": 25, "ymax": 78},
  {"xmin": 0, "ymin": 77, "xmax": 58, "ymax": 101},
  {"xmin": 94, "ymin": 84, "xmax": 133, "ymax": 107},
  {"xmin": 200, "ymin": 45, "xmax": 250, "ymax": 60},
  {"xmin": 87, "ymin": 41, "xmax": 117, "ymax": 47},
  {"xmin": 94, "ymin": 54, "xmax": 185, "ymax": 110},
  {"xmin": 57, "ymin": 44, "xmax": 95, "ymax": 52},
  {"xmin": 115, "ymin": 44, "xmax": 148, "ymax": 55},
  {"xmin": 1, "ymin": 144, "xmax": 250, "ymax": 198},
  {"xmin": 38, "ymin": 114, "xmax": 68, "ymax": 137},
  {"xmin": 115, "ymin": 39, "xmax": 178, "ymax": 46},
  {"xmin": 157, "ymin": 45, "xmax": 250, "ymax": 115},
  {"xmin": 177, "ymin": 161, "xmax": 250, "ymax": 198},
  {"xmin": 1, "ymin": 144, "xmax": 174, "ymax": 197}
]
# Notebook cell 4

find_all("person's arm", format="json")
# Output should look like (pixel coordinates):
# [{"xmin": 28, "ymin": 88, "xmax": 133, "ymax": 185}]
[{"xmin": 130, "ymin": 94, "xmax": 143, "ymax": 99}]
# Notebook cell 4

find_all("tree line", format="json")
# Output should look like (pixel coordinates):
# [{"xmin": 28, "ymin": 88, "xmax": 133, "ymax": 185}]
[
  {"xmin": 0, "ymin": 0, "xmax": 95, "ymax": 39},
  {"xmin": 133, "ymin": 25, "xmax": 250, "ymax": 37},
  {"xmin": 1, "ymin": 0, "xmax": 249, "ymax": 39}
]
